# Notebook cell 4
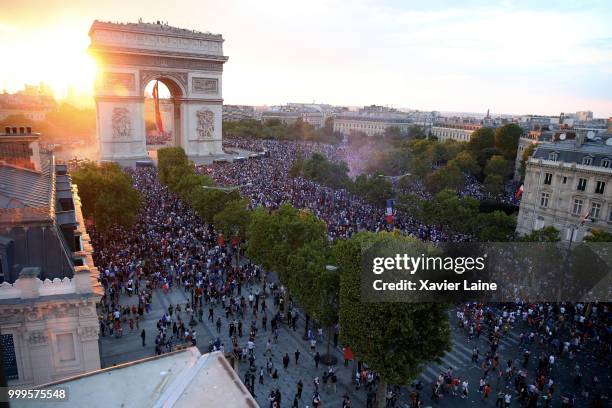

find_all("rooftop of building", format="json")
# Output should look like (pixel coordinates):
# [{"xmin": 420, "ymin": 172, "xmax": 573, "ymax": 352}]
[
  {"xmin": 18, "ymin": 348, "xmax": 258, "ymax": 408},
  {"xmin": 532, "ymin": 137, "xmax": 612, "ymax": 166},
  {"xmin": 334, "ymin": 114, "xmax": 413, "ymax": 123}
]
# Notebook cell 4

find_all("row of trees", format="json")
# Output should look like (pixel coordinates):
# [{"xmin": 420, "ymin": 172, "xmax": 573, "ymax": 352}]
[
  {"xmin": 71, "ymin": 162, "xmax": 142, "ymax": 232},
  {"xmin": 157, "ymin": 147, "xmax": 252, "ymax": 238},
  {"xmin": 245, "ymin": 203, "xmax": 451, "ymax": 407},
  {"xmin": 291, "ymin": 152, "xmax": 393, "ymax": 206},
  {"xmin": 223, "ymin": 117, "xmax": 343, "ymax": 144},
  {"xmin": 399, "ymin": 189, "xmax": 517, "ymax": 241},
  {"xmin": 362, "ymin": 123, "xmax": 523, "ymax": 195}
]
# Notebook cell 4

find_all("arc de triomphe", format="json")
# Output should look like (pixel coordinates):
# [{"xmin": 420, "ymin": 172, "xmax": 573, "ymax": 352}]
[{"xmin": 88, "ymin": 20, "xmax": 228, "ymax": 165}]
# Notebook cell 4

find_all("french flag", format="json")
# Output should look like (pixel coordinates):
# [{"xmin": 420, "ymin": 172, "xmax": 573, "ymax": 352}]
[
  {"xmin": 385, "ymin": 199, "xmax": 394, "ymax": 224},
  {"xmin": 515, "ymin": 184, "xmax": 524, "ymax": 199}
]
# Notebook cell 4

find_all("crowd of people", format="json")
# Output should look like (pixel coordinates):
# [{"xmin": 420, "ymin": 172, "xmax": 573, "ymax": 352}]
[
  {"xmin": 435, "ymin": 302, "xmax": 610, "ymax": 407},
  {"xmin": 89, "ymin": 136, "xmax": 609, "ymax": 407}
]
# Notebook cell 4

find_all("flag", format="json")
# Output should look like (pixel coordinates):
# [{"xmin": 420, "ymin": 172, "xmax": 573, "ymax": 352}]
[
  {"xmin": 580, "ymin": 210, "xmax": 591, "ymax": 226},
  {"xmin": 385, "ymin": 199, "xmax": 394, "ymax": 224},
  {"xmin": 152, "ymin": 80, "xmax": 164, "ymax": 134},
  {"xmin": 515, "ymin": 184, "xmax": 524, "ymax": 199}
]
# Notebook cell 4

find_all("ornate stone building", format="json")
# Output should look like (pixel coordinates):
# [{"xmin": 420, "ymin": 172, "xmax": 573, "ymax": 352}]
[
  {"xmin": 516, "ymin": 134, "xmax": 612, "ymax": 241},
  {"xmin": 88, "ymin": 20, "xmax": 228, "ymax": 165},
  {"xmin": 0, "ymin": 126, "xmax": 103, "ymax": 386}
]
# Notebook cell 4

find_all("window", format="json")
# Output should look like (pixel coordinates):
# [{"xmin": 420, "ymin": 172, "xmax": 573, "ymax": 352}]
[
  {"xmin": 562, "ymin": 176, "xmax": 567, "ymax": 184},
  {"xmin": 609, "ymin": 209, "xmax": 612, "ymax": 222},
  {"xmin": 572, "ymin": 199, "xmax": 583, "ymax": 215},
  {"xmin": 540, "ymin": 192, "xmax": 550, "ymax": 208},
  {"xmin": 577, "ymin": 178, "xmax": 587, "ymax": 191},
  {"xmin": 544, "ymin": 173, "xmax": 552, "ymax": 185},
  {"xmin": 595, "ymin": 181, "xmax": 606, "ymax": 194},
  {"xmin": 591, "ymin": 203, "xmax": 601, "ymax": 219},
  {"xmin": 602, "ymin": 159, "xmax": 611, "ymax": 168},
  {"xmin": 549, "ymin": 152, "xmax": 558, "ymax": 161},
  {"xmin": 582, "ymin": 157, "xmax": 592, "ymax": 165},
  {"xmin": 1, "ymin": 334, "xmax": 18, "ymax": 380}
]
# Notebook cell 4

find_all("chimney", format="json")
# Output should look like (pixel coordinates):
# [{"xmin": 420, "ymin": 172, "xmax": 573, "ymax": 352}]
[
  {"xmin": 74, "ymin": 266, "xmax": 93, "ymax": 294},
  {"xmin": 575, "ymin": 132, "xmax": 586, "ymax": 148},
  {"xmin": 16, "ymin": 267, "xmax": 42, "ymax": 299}
]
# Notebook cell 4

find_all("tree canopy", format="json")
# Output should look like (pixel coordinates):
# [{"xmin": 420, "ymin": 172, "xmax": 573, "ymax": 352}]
[
  {"xmin": 71, "ymin": 162, "xmax": 142, "ymax": 232},
  {"xmin": 494, "ymin": 123, "xmax": 523, "ymax": 160},
  {"xmin": 246, "ymin": 203, "xmax": 328, "ymax": 279},
  {"xmin": 336, "ymin": 232, "xmax": 451, "ymax": 405}
]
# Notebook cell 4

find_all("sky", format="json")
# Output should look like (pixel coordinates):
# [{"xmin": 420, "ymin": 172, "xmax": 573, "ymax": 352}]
[{"xmin": 1, "ymin": 0, "xmax": 611, "ymax": 117}]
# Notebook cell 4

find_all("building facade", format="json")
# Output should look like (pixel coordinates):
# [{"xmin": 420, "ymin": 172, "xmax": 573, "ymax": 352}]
[
  {"xmin": 222, "ymin": 105, "xmax": 256, "ymax": 122},
  {"xmin": 431, "ymin": 123, "xmax": 482, "ymax": 142},
  {"xmin": 516, "ymin": 135, "xmax": 612, "ymax": 242},
  {"xmin": 333, "ymin": 115, "xmax": 413, "ymax": 137},
  {"xmin": 0, "ymin": 126, "xmax": 103, "ymax": 386}
]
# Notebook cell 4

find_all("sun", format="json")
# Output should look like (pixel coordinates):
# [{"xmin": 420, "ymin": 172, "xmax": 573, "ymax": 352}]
[{"xmin": 2, "ymin": 22, "xmax": 98, "ymax": 101}]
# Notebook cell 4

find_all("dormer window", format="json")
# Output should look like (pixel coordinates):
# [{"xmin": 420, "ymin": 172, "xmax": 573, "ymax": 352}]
[
  {"xmin": 602, "ymin": 158, "xmax": 611, "ymax": 168},
  {"xmin": 548, "ymin": 152, "xmax": 558, "ymax": 161},
  {"xmin": 582, "ymin": 156, "xmax": 593, "ymax": 165}
]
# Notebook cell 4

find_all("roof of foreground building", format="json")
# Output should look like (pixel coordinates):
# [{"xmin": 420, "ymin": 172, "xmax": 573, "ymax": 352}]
[{"xmin": 16, "ymin": 348, "xmax": 259, "ymax": 408}]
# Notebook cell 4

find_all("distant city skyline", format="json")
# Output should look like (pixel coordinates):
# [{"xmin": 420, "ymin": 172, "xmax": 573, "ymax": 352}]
[{"xmin": 1, "ymin": 0, "xmax": 611, "ymax": 117}]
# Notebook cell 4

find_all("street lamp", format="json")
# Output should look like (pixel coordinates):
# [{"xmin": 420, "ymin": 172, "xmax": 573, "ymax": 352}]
[
  {"xmin": 201, "ymin": 182, "xmax": 253, "ymax": 193},
  {"xmin": 377, "ymin": 173, "xmax": 412, "ymax": 181}
]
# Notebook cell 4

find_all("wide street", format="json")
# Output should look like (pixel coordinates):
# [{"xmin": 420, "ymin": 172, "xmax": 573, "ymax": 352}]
[{"xmin": 99, "ymin": 278, "xmax": 366, "ymax": 408}]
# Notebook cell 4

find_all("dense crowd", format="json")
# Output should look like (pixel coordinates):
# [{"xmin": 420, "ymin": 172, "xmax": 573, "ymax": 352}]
[
  {"xmin": 89, "ymin": 137, "xmax": 609, "ymax": 407},
  {"xmin": 427, "ymin": 301, "xmax": 611, "ymax": 408}
]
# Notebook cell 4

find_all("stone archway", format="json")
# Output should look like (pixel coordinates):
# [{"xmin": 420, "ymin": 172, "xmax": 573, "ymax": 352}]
[{"xmin": 88, "ymin": 20, "xmax": 229, "ymax": 165}]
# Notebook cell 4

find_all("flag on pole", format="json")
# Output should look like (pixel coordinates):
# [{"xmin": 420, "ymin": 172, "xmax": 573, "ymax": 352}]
[
  {"xmin": 580, "ymin": 209, "xmax": 592, "ymax": 226},
  {"xmin": 152, "ymin": 80, "xmax": 164, "ymax": 134},
  {"xmin": 515, "ymin": 184, "xmax": 524, "ymax": 199},
  {"xmin": 385, "ymin": 199, "xmax": 394, "ymax": 224}
]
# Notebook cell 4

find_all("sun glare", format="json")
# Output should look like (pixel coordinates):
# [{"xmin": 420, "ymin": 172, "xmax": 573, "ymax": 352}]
[{"xmin": 1, "ymin": 21, "xmax": 97, "ymax": 103}]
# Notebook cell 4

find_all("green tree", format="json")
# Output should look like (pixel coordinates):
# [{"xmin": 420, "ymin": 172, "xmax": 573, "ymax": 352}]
[
  {"xmin": 190, "ymin": 188, "xmax": 240, "ymax": 223},
  {"xmin": 286, "ymin": 243, "xmax": 338, "ymax": 361},
  {"xmin": 408, "ymin": 125, "xmax": 426, "ymax": 139},
  {"xmin": 174, "ymin": 173, "xmax": 214, "ymax": 200},
  {"xmin": 484, "ymin": 155, "xmax": 510, "ymax": 179},
  {"xmin": 71, "ymin": 162, "xmax": 142, "ymax": 232},
  {"xmin": 157, "ymin": 147, "xmax": 191, "ymax": 186},
  {"xmin": 484, "ymin": 174, "xmax": 504, "ymax": 195},
  {"xmin": 408, "ymin": 156, "xmax": 433, "ymax": 178},
  {"xmin": 303, "ymin": 153, "xmax": 350, "ymax": 189},
  {"xmin": 468, "ymin": 127, "xmax": 496, "ymax": 151},
  {"xmin": 422, "ymin": 190, "xmax": 479, "ymax": 234},
  {"xmin": 213, "ymin": 198, "xmax": 252, "ymax": 239},
  {"xmin": 494, "ymin": 123, "xmax": 523, "ymax": 160},
  {"xmin": 476, "ymin": 211, "xmax": 516, "ymax": 241},
  {"xmin": 519, "ymin": 226, "xmax": 561, "ymax": 242},
  {"xmin": 396, "ymin": 194, "xmax": 423, "ymax": 220},
  {"xmin": 246, "ymin": 203, "xmax": 327, "ymax": 279},
  {"xmin": 448, "ymin": 151, "xmax": 479, "ymax": 175},
  {"xmin": 288, "ymin": 150, "xmax": 305, "ymax": 178},
  {"xmin": 584, "ymin": 229, "xmax": 612, "ymax": 242},
  {"xmin": 349, "ymin": 175, "xmax": 393, "ymax": 206},
  {"xmin": 425, "ymin": 165, "xmax": 464, "ymax": 193},
  {"xmin": 336, "ymin": 232, "xmax": 451, "ymax": 407}
]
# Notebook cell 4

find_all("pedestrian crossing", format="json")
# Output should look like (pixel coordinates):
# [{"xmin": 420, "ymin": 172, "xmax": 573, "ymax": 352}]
[{"xmin": 415, "ymin": 330, "xmax": 522, "ymax": 384}]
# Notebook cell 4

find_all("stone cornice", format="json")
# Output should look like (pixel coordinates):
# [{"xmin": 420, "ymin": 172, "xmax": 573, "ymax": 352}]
[
  {"xmin": 89, "ymin": 45, "xmax": 229, "ymax": 63},
  {"xmin": 527, "ymin": 159, "xmax": 612, "ymax": 177}
]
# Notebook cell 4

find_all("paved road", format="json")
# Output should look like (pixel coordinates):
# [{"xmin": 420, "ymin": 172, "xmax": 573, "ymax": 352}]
[
  {"xmin": 99, "ymin": 281, "xmax": 365, "ymax": 408},
  {"xmin": 99, "ymin": 285, "xmax": 609, "ymax": 408}
]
